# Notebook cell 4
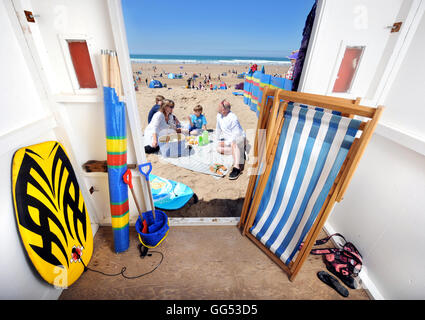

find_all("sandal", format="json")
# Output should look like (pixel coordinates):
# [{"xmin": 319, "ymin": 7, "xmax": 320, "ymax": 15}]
[
  {"xmin": 317, "ymin": 271, "xmax": 349, "ymax": 297},
  {"xmin": 326, "ymin": 264, "xmax": 358, "ymax": 289}
]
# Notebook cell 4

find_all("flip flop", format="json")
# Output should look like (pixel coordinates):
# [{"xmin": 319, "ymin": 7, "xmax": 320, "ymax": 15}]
[
  {"xmin": 326, "ymin": 264, "xmax": 358, "ymax": 289},
  {"xmin": 317, "ymin": 271, "xmax": 349, "ymax": 297}
]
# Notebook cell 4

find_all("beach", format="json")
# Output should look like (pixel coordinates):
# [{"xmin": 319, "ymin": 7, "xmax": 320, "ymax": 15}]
[{"xmin": 133, "ymin": 62, "xmax": 290, "ymax": 218}]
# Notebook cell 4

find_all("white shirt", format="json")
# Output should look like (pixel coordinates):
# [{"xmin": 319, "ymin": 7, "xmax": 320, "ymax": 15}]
[
  {"xmin": 144, "ymin": 112, "xmax": 176, "ymax": 146},
  {"xmin": 216, "ymin": 111, "xmax": 245, "ymax": 145}
]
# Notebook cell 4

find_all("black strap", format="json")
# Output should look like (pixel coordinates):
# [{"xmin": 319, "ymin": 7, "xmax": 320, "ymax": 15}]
[
  {"xmin": 299, "ymin": 233, "xmax": 348, "ymax": 254},
  {"xmin": 313, "ymin": 233, "xmax": 346, "ymax": 246}
]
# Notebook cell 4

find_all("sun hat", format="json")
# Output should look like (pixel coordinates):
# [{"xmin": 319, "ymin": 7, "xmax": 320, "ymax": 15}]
[{"xmin": 287, "ymin": 51, "xmax": 299, "ymax": 60}]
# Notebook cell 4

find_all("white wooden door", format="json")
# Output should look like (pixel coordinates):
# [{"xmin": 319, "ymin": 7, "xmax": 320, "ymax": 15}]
[{"xmin": 300, "ymin": 0, "xmax": 418, "ymax": 104}]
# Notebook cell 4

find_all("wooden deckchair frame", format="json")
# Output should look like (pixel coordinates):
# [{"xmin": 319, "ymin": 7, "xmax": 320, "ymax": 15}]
[
  {"xmin": 238, "ymin": 88, "xmax": 364, "ymax": 229},
  {"xmin": 238, "ymin": 88, "xmax": 279, "ymax": 229},
  {"xmin": 240, "ymin": 88, "xmax": 383, "ymax": 281}
]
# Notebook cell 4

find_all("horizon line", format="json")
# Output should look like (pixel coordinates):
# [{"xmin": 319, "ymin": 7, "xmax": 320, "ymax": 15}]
[{"xmin": 129, "ymin": 53, "xmax": 291, "ymax": 59}]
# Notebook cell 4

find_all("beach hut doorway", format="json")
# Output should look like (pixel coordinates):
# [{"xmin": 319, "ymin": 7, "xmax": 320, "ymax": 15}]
[
  {"xmin": 113, "ymin": 0, "xmax": 420, "ymax": 227},
  {"xmin": 114, "ymin": 1, "xmax": 300, "ymax": 223}
]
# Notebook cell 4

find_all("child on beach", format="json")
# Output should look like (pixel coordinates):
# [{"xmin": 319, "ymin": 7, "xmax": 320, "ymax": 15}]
[{"xmin": 188, "ymin": 105, "xmax": 207, "ymax": 135}]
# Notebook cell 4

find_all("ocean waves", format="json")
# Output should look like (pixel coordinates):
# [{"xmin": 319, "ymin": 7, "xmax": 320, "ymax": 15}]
[{"xmin": 130, "ymin": 55, "xmax": 291, "ymax": 66}]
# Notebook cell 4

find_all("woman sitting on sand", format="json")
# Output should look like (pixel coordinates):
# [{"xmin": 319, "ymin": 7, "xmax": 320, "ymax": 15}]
[{"xmin": 144, "ymin": 99, "xmax": 181, "ymax": 154}]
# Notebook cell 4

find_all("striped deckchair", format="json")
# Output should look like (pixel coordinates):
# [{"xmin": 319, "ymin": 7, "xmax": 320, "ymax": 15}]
[{"xmin": 241, "ymin": 89, "xmax": 383, "ymax": 280}]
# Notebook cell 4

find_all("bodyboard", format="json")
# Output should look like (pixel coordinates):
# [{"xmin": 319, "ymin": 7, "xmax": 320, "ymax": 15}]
[
  {"xmin": 11, "ymin": 141, "xmax": 93, "ymax": 287},
  {"xmin": 150, "ymin": 174, "xmax": 194, "ymax": 210}
]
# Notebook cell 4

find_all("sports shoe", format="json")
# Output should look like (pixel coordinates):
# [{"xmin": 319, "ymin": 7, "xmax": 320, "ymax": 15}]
[{"xmin": 229, "ymin": 167, "xmax": 241, "ymax": 180}]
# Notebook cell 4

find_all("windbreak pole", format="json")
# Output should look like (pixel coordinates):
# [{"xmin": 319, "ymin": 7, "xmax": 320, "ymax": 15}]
[{"xmin": 101, "ymin": 49, "xmax": 129, "ymax": 253}]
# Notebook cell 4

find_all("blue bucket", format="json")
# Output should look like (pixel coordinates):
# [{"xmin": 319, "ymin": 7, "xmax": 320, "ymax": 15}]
[{"xmin": 135, "ymin": 209, "xmax": 169, "ymax": 248}]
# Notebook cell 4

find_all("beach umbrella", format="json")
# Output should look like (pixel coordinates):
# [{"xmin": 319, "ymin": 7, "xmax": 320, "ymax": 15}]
[
  {"xmin": 261, "ymin": 65, "xmax": 265, "ymax": 73},
  {"xmin": 101, "ymin": 49, "xmax": 129, "ymax": 253}
]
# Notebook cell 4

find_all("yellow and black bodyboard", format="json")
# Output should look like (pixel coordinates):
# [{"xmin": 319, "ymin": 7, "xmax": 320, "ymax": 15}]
[{"xmin": 12, "ymin": 141, "xmax": 93, "ymax": 287}]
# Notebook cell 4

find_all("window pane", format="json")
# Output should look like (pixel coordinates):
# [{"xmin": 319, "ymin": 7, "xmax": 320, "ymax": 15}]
[
  {"xmin": 67, "ymin": 40, "xmax": 97, "ymax": 89},
  {"xmin": 332, "ymin": 46, "xmax": 364, "ymax": 93}
]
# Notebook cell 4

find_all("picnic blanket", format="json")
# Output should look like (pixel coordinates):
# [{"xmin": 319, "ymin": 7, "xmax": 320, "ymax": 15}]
[{"xmin": 158, "ymin": 131, "xmax": 234, "ymax": 177}]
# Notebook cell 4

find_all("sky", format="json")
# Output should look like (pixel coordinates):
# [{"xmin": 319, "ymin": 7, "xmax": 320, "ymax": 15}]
[{"xmin": 122, "ymin": 0, "xmax": 316, "ymax": 58}]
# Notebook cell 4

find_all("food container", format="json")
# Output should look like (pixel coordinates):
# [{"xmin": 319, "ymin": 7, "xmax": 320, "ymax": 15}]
[{"xmin": 158, "ymin": 133, "xmax": 186, "ymax": 157}]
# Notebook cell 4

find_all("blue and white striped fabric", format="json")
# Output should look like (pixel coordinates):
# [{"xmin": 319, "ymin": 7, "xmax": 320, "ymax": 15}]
[{"xmin": 250, "ymin": 103, "xmax": 361, "ymax": 265}]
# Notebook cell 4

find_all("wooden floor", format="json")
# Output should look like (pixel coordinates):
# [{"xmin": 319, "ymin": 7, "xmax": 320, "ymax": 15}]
[{"xmin": 59, "ymin": 226, "xmax": 370, "ymax": 300}]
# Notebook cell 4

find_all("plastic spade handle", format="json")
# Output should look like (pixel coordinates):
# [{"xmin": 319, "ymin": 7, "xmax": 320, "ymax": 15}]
[
  {"xmin": 123, "ymin": 168, "xmax": 147, "ymax": 228},
  {"xmin": 138, "ymin": 163, "xmax": 155, "ymax": 220},
  {"xmin": 138, "ymin": 163, "xmax": 152, "ymax": 181},
  {"xmin": 122, "ymin": 169, "xmax": 133, "ymax": 189}
]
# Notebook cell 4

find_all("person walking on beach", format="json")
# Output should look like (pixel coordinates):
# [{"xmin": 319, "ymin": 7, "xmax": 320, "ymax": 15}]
[{"xmin": 216, "ymin": 100, "xmax": 246, "ymax": 180}]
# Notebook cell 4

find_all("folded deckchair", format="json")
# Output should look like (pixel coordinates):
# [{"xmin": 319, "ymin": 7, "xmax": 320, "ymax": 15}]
[{"xmin": 240, "ymin": 88, "xmax": 383, "ymax": 280}]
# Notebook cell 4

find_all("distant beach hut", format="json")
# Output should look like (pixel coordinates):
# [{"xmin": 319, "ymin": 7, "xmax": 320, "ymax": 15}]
[{"xmin": 148, "ymin": 79, "xmax": 163, "ymax": 88}]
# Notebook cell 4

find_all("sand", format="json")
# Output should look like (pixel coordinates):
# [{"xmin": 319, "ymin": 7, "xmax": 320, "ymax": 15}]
[{"xmin": 133, "ymin": 62, "xmax": 289, "ymax": 218}]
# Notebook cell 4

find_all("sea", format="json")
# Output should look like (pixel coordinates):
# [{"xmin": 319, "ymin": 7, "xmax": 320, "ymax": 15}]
[{"xmin": 130, "ymin": 54, "xmax": 291, "ymax": 66}]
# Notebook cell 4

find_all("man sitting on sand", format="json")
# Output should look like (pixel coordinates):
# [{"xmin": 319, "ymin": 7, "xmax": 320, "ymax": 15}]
[
  {"xmin": 216, "ymin": 100, "xmax": 246, "ymax": 180},
  {"xmin": 147, "ymin": 95, "xmax": 165, "ymax": 124}
]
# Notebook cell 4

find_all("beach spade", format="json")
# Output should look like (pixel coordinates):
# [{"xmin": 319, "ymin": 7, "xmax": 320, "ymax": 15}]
[
  {"xmin": 138, "ymin": 162, "xmax": 156, "ymax": 221},
  {"xmin": 123, "ymin": 169, "xmax": 148, "ymax": 233}
]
